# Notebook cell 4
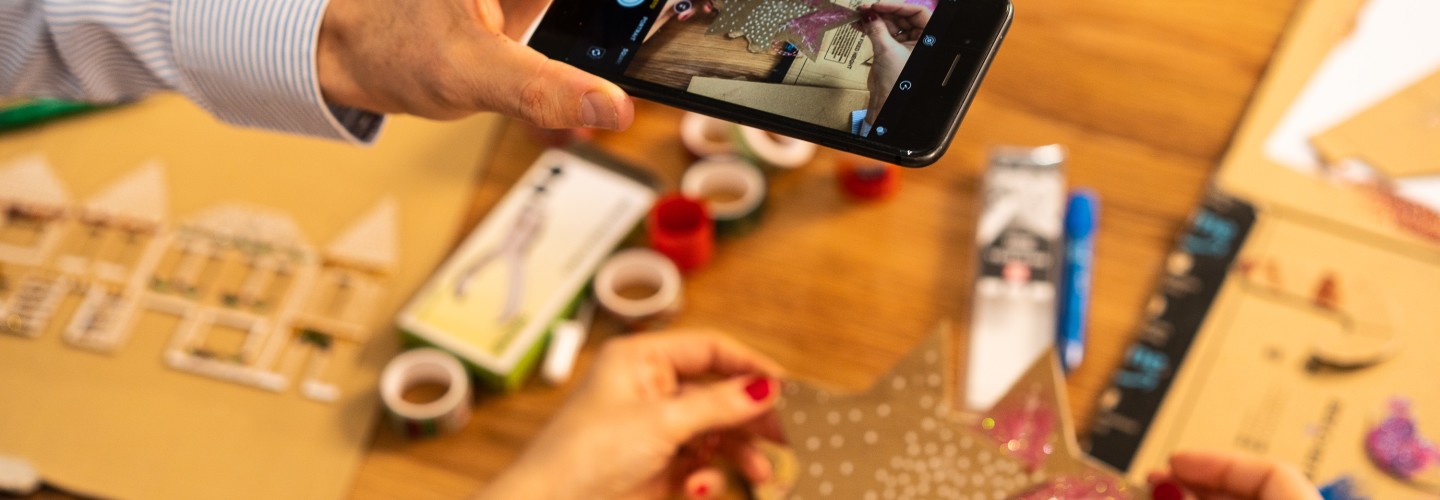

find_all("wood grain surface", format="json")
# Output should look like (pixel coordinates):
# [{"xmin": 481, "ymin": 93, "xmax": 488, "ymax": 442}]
[
  {"xmin": 351, "ymin": 0, "xmax": 1303, "ymax": 497},
  {"xmin": 627, "ymin": 14, "xmax": 787, "ymax": 91}
]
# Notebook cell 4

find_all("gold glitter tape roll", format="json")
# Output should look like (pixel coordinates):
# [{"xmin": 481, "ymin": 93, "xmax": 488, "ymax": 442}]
[
  {"xmin": 594, "ymin": 249, "xmax": 683, "ymax": 331},
  {"xmin": 380, "ymin": 348, "xmax": 472, "ymax": 439}
]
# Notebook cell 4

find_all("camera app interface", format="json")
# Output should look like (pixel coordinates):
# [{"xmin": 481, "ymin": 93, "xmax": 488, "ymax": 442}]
[{"xmin": 536, "ymin": 0, "xmax": 941, "ymax": 138}]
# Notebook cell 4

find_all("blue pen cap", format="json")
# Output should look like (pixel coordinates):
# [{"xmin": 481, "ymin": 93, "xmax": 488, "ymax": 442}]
[{"xmin": 1065, "ymin": 189, "xmax": 1099, "ymax": 238}]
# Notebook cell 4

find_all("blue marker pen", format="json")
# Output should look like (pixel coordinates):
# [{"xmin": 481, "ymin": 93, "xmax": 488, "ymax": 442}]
[{"xmin": 1058, "ymin": 189, "xmax": 1098, "ymax": 373}]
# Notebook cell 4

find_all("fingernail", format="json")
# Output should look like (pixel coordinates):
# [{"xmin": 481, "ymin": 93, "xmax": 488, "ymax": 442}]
[
  {"xmin": 744, "ymin": 377, "xmax": 773, "ymax": 402},
  {"xmin": 580, "ymin": 92, "xmax": 618, "ymax": 129},
  {"xmin": 693, "ymin": 483, "xmax": 710, "ymax": 498},
  {"xmin": 863, "ymin": 12, "xmax": 878, "ymax": 22},
  {"xmin": 1151, "ymin": 480, "xmax": 1182, "ymax": 500}
]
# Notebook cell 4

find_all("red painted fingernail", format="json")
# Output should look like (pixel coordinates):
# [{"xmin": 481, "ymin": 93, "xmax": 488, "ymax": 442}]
[
  {"xmin": 1151, "ymin": 480, "xmax": 1182, "ymax": 500},
  {"xmin": 863, "ymin": 12, "xmax": 878, "ymax": 22},
  {"xmin": 744, "ymin": 377, "xmax": 773, "ymax": 401},
  {"xmin": 694, "ymin": 483, "xmax": 710, "ymax": 498}
]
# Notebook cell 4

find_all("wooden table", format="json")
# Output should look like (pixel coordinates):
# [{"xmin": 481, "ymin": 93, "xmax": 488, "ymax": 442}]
[{"xmin": 351, "ymin": 0, "xmax": 1302, "ymax": 497}]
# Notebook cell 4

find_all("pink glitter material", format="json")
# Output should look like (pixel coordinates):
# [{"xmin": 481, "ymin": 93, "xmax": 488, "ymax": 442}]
[
  {"xmin": 784, "ymin": 6, "xmax": 857, "ymax": 56},
  {"xmin": 1367, "ymin": 185, "xmax": 1440, "ymax": 243},
  {"xmin": 1366, "ymin": 399, "xmax": 1440, "ymax": 480},
  {"xmin": 984, "ymin": 393, "xmax": 1057, "ymax": 471}
]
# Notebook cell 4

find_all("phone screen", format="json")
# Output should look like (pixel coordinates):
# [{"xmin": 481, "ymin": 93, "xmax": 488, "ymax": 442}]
[{"xmin": 529, "ymin": 0, "xmax": 1011, "ymax": 166}]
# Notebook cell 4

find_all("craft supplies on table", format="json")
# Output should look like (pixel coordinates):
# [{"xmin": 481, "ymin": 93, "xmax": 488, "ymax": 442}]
[
  {"xmin": 1088, "ymin": 188, "xmax": 1440, "ymax": 497},
  {"xmin": 677, "ymin": 111, "xmax": 818, "ymax": 170},
  {"xmin": 1082, "ymin": 0, "xmax": 1440, "ymax": 495},
  {"xmin": 541, "ymin": 296, "xmax": 596, "ymax": 386},
  {"xmin": 1057, "ymin": 189, "xmax": 1099, "ymax": 373},
  {"xmin": 964, "ymin": 144, "xmax": 1067, "ymax": 411},
  {"xmin": 647, "ymin": 195, "xmax": 715, "ymax": 272},
  {"xmin": 0, "ymin": 99, "xmax": 108, "ymax": 133},
  {"xmin": 0, "ymin": 94, "xmax": 500, "ymax": 500},
  {"xmin": 593, "ymin": 248, "xmax": 684, "ymax": 331},
  {"xmin": 835, "ymin": 156, "xmax": 901, "ymax": 201},
  {"xmin": 733, "ymin": 125, "xmax": 817, "ymax": 170},
  {"xmin": 680, "ymin": 112, "xmax": 739, "ymax": 158},
  {"xmin": 774, "ymin": 321, "xmax": 1136, "ymax": 499},
  {"xmin": 681, "ymin": 156, "xmax": 768, "ymax": 238},
  {"xmin": 380, "ymin": 348, "xmax": 473, "ymax": 438},
  {"xmin": 396, "ymin": 148, "xmax": 657, "ymax": 391}
]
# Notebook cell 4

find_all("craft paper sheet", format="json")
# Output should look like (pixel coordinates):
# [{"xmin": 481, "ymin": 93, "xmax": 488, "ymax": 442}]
[
  {"xmin": 0, "ymin": 95, "xmax": 501, "ymax": 500},
  {"xmin": 1094, "ymin": 0, "xmax": 1440, "ymax": 494},
  {"xmin": 1262, "ymin": 0, "xmax": 1440, "ymax": 212},
  {"xmin": 1119, "ymin": 209, "xmax": 1440, "ymax": 499}
]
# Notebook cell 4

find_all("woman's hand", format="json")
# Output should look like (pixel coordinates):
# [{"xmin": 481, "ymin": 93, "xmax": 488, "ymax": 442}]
[
  {"xmin": 859, "ymin": 2, "xmax": 932, "ymax": 122},
  {"xmin": 1149, "ymin": 451, "xmax": 1321, "ymax": 500},
  {"xmin": 317, "ymin": 0, "xmax": 634, "ymax": 130},
  {"xmin": 477, "ymin": 332, "xmax": 785, "ymax": 500}
]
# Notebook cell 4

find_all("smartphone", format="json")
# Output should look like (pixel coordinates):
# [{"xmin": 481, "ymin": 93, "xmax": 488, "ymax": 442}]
[{"xmin": 526, "ymin": 0, "xmax": 1012, "ymax": 167}]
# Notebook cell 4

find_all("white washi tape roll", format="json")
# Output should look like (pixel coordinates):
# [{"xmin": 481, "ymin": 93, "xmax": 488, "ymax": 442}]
[
  {"xmin": 734, "ymin": 126, "xmax": 817, "ymax": 169},
  {"xmin": 594, "ymin": 249, "xmax": 683, "ymax": 330},
  {"xmin": 680, "ymin": 112, "xmax": 738, "ymax": 157},
  {"xmin": 681, "ymin": 156, "xmax": 767, "ymax": 236},
  {"xmin": 380, "ymin": 348, "xmax": 472, "ymax": 438}
]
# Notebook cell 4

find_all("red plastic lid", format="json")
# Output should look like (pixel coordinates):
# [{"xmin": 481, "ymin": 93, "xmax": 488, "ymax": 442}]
[{"xmin": 647, "ymin": 194, "xmax": 714, "ymax": 272}]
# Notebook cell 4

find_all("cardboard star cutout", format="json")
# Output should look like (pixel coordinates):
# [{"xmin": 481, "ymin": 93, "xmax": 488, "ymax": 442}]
[{"xmin": 775, "ymin": 321, "xmax": 1136, "ymax": 499}]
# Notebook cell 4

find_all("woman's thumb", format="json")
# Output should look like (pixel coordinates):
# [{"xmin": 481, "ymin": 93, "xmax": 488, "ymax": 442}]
[
  {"xmin": 660, "ymin": 377, "xmax": 777, "ymax": 442},
  {"xmin": 864, "ymin": 18, "xmax": 904, "ymax": 55}
]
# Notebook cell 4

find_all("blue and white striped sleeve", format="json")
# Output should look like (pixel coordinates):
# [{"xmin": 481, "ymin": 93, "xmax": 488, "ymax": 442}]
[{"xmin": 1, "ymin": 0, "xmax": 384, "ymax": 143}]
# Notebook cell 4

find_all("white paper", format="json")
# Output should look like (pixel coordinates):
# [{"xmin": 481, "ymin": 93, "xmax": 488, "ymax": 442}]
[{"xmin": 1263, "ymin": 0, "xmax": 1440, "ymax": 174}]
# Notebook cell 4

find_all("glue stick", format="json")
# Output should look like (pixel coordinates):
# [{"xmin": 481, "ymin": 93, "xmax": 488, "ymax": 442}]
[{"xmin": 965, "ymin": 145, "xmax": 1066, "ymax": 411}]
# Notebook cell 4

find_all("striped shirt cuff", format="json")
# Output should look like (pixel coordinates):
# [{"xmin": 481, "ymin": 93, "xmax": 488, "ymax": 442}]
[{"xmin": 170, "ymin": 0, "xmax": 382, "ymax": 143}]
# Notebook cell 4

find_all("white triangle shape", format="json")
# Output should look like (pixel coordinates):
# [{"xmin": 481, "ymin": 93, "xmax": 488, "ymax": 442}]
[
  {"xmin": 0, "ymin": 153, "xmax": 71, "ymax": 208},
  {"xmin": 84, "ymin": 161, "xmax": 168, "ymax": 225},
  {"xmin": 325, "ymin": 197, "xmax": 398, "ymax": 271}
]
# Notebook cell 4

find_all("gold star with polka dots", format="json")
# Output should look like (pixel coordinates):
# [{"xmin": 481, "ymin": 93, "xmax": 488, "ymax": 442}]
[{"xmin": 773, "ymin": 321, "xmax": 1138, "ymax": 499}]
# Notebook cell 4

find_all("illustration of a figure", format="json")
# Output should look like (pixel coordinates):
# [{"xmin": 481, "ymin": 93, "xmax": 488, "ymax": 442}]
[{"xmin": 453, "ymin": 167, "xmax": 562, "ymax": 323}]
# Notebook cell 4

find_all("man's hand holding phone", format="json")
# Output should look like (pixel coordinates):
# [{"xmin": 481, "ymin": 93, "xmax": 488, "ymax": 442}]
[
  {"xmin": 526, "ymin": 0, "xmax": 1009, "ymax": 166},
  {"xmin": 317, "ymin": 0, "xmax": 634, "ymax": 130}
]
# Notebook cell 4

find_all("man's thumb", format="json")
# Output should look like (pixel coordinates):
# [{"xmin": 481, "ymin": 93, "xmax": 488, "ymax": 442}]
[{"xmin": 487, "ymin": 41, "xmax": 634, "ymax": 130}]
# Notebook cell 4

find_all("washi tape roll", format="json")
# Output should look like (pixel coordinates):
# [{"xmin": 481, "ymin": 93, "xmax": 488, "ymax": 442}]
[
  {"xmin": 734, "ymin": 126, "xmax": 817, "ymax": 170},
  {"xmin": 681, "ymin": 156, "xmax": 767, "ymax": 238},
  {"xmin": 837, "ymin": 157, "xmax": 901, "ymax": 200},
  {"xmin": 680, "ymin": 112, "xmax": 737, "ymax": 157},
  {"xmin": 594, "ymin": 249, "xmax": 683, "ymax": 330},
  {"xmin": 380, "ymin": 348, "xmax": 472, "ymax": 439},
  {"xmin": 647, "ymin": 194, "xmax": 714, "ymax": 272}
]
